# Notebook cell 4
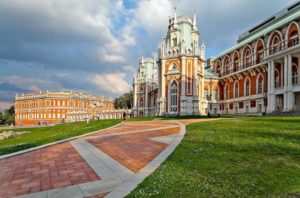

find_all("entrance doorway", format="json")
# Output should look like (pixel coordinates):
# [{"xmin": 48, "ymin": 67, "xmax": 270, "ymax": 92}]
[{"xmin": 275, "ymin": 94, "xmax": 284, "ymax": 111}]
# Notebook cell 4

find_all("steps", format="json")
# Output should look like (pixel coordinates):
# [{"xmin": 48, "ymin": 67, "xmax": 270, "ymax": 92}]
[{"xmin": 268, "ymin": 110, "xmax": 300, "ymax": 116}]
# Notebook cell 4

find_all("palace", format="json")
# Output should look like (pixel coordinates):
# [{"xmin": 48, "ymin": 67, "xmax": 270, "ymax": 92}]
[
  {"xmin": 15, "ymin": 90, "xmax": 124, "ymax": 125},
  {"xmin": 133, "ymin": 2, "xmax": 300, "ymax": 117}
]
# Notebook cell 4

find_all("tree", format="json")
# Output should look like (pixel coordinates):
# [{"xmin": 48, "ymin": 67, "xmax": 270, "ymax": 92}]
[
  {"xmin": 2, "ymin": 105, "xmax": 15, "ymax": 125},
  {"xmin": 114, "ymin": 91, "xmax": 133, "ymax": 109}
]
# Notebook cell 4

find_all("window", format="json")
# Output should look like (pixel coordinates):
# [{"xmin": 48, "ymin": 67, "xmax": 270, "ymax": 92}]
[
  {"xmin": 245, "ymin": 80, "xmax": 250, "ymax": 96},
  {"xmin": 234, "ymin": 83, "xmax": 239, "ymax": 98},
  {"xmin": 139, "ymin": 98, "xmax": 144, "ymax": 108},
  {"xmin": 172, "ymin": 63, "xmax": 177, "ymax": 70},
  {"xmin": 235, "ymin": 107, "xmax": 238, "ymax": 114},
  {"xmin": 213, "ymin": 90, "xmax": 218, "ymax": 100},
  {"xmin": 246, "ymin": 105, "xmax": 249, "ymax": 113},
  {"xmin": 257, "ymin": 77, "xmax": 263, "ymax": 94},
  {"xmin": 258, "ymin": 104, "xmax": 262, "ymax": 113},
  {"xmin": 173, "ymin": 38, "xmax": 177, "ymax": 47},
  {"xmin": 204, "ymin": 90, "xmax": 209, "ymax": 98},
  {"xmin": 225, "ymin": 85, "xmax": 229, "ymax": 100},
  {"xmin": 213, "ymin": 108, "xmax": 218, "ymax": 114},
  {"xmin": 170, "ymin": 81, "xmax": 178, "ymax": 112}
]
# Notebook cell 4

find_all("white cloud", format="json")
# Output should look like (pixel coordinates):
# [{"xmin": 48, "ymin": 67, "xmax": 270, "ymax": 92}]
[
  {"xmin": 90, "ymin": 73, "xmax": 131, "ymax": 95},
  {"xmin": 27, "ymin": 85, "xmax": 41, "ymax": 92},
  {"xmin": 3, "ymin": 75, "xmax": 59, "ymax": 89},
  {"xmin": 135, "ymin": 0, "xmax": 173, "ymax": 32}
]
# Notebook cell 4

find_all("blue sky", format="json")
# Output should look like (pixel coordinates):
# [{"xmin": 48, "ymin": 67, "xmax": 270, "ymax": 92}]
[{"xmin": 0, "ymin": 0, "xmax": 296, "ymax": 111}]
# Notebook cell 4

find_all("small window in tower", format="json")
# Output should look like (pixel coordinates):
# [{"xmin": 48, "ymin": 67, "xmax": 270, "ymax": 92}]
[
  {"xmin": 172, "ymin": 63, "xmax": 177, "ymax": 70},
  {"xmin": 173, "ymin": 38, "xmax": 177, "ymax": 47}
]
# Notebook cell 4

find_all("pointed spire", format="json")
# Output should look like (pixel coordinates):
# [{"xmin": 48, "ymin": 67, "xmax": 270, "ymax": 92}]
[
  {"xmin": 193, "ymin": 9, "xmax": 197, "ymax": 31},
  {"xmin": 173, "ymin": 7, "xmax": 178, "ymax": 29}
]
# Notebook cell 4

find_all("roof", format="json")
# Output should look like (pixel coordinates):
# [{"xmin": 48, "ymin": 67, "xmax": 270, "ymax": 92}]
[{"xmin": 218, "ymin": 1, "xmax": 300, "ymax": 58}]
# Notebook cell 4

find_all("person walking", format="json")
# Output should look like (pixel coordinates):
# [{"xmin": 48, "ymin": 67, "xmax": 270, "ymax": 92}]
[{"xmin": 123, "ymin": 111, "xmax": 126, "ymax": 120}]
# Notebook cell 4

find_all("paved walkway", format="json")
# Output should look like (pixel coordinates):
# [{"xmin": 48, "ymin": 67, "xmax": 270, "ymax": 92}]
[{"xmin": 0, "ymin": 119, "xmax": 216, "ymax": 198}]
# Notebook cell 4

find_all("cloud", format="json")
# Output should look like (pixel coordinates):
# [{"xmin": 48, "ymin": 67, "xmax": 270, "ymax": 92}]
[
  {"xmin": 0, "ymin": 101, "xmax": 13, "ymax": 112},
  {"xmin": 0, "ymin": 0, "xmax": 296, "ymax": 108},
  {"xmin": 135, "ymin": 0, "xmax": 173, "ymax": 32},
  {"xmin": 90, "ymin": 73, "xmax": 131, "ymax": 95}
]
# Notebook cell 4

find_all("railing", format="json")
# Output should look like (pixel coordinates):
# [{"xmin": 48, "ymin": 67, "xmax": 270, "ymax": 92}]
[
  {"xmin": 218, "ymin": 38, "xmax": 300, "ymax": 77},
  {"xmin": 219, "ymin": 59, "xmax": 262, "ymax": 77}
]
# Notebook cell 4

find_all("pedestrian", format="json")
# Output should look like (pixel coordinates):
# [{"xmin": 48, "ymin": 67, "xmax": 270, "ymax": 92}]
[{"xmin": 123, "ymin": 111, "xmax": 126, "ymax": 120}]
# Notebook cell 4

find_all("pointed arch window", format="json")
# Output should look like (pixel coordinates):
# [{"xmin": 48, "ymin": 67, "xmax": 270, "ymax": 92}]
[
  {"xmin": 225, "ymin": 84, "xmax": 229, "ymax": 100},
  {"xmin": 170, "ymin": 81, "xmax": 178, "ymax": 112},
  {"xmin": 257, "ymin": 76, "xmax": 263, "ymax": 94},
  {"xmin": 245, "ymin": 80, "xmax": 250, "ymax": 96},
  {"xmin": 139, "ymin": 97, "xmax": 144, "ymax": 108},
  {"xmin": 234, "ymin": 82, "xmax": 239, "ymax": 98},
  {"xmin": 172, "ymin": 63, "xmax": 177, "ymax": 70}
]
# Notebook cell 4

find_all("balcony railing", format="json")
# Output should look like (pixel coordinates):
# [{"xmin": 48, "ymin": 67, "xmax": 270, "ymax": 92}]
[
  {"xmin": 219, "ymin": 59, "xmax": 262, "ymax": 77},
  {"xmin": 218, "ymin": 37, "xmax": 300, "ymax": 77}
]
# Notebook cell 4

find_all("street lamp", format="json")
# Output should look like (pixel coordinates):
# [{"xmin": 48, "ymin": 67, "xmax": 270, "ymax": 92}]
[{"xmin": 206, "ymin": 77, "xmax": 213, "ymax": 118}]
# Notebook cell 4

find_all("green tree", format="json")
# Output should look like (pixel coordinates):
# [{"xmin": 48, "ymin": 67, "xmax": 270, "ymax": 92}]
[
  {"xmin": 114, "ymin": 91, "xmax": 133, "ymax": 109},
  {"xmin": 3, "ymin": 105, "xmax": 15, "ymax": 125}
]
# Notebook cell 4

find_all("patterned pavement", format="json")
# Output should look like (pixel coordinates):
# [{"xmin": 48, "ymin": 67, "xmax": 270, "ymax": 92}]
[{"xmin": 0, "ymin": 119, "xmax": 215, "ymax": 198}]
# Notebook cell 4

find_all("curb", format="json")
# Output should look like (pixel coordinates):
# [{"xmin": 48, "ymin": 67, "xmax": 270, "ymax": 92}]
[{"xmin": 0, "ymin": 122, "xmax": 124, "ymax": 160}]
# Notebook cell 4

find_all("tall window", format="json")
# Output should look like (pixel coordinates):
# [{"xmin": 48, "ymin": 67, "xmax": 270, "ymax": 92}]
[
  {"xmin": 225, "ymin": 85, "xmax": 229, "ymax": 100},
  {"xmin": 139, "ymin": 98, "xmax": 144, "ymax": 108},
  {"xmin": 170, "ymin": 81, "xmax": 178, "ymax": 112},
  {"xmin": 292, "ymin": 65, "xmax": 298, "ymax": 85},
  {"xmin": 245, "ymin": 80, "xmax": 250, "ymax": 96},
  {"xmin": 257, "ymin": 77, "xmax": 263, "ymax": 94},
  {"xmin": 234, "ymin": 82, "xmax": 239, "ymax": 98}
]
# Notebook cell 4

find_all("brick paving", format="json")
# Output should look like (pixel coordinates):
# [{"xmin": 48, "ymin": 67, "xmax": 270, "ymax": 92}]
[
  {"xmin": 88, "ymin": 126, "xmax": 180, "ymax": 172},
  {"xmin": 0, "ymin": 143, "xmax": 100, "ymax": 198},
  {"xmin": 0, "ymin": 119, "xmax": 212, "ymax": 197}
]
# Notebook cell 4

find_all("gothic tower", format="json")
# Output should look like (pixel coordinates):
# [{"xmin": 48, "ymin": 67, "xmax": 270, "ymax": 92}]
[{"xmin": 157, "ymin": 9, "xmax": 206, "ymax": 116}]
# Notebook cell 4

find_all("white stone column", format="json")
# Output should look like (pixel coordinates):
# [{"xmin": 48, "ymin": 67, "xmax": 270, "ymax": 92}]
[
  {"xmin": 287, "ymin": 54, "xmax": 293, "ymax": 110},
  {"xmin": 283, "ymin": 56, "xmax": 288, "ymax": 111},
  {"xmin": 267, "ymin": 61, "xmax": 275, "ymax": 113},
  {"xmin": 193, "ymin": 57, "xmax": 198, "ymax": 96},
  {"xmin": 193, "ymin": 57, "xmax": 199, "ymax": 115},
  {"xmin": 159, "ymin": 59, "xmax": 167, "ymax": 116},
  {"xmin": 180, "ymin": 57, "xmax": 187, "ymax": 115}
]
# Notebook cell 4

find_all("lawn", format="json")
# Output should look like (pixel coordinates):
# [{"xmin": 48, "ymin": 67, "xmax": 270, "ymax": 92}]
[
  {"xmin": 0, "ymin": 119, "xmax": 121, "ymax": 156},
  {"xmin": 128, "ymin": 116, "xmax": 300, "ymax": 198}
]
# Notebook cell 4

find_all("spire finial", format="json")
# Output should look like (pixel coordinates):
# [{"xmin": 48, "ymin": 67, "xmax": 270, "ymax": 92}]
[
  {"xmin": 173, "ymin": 6, "xmax": 178, "ymax": 29},
  {"xmin": 193, "ymin": 9, "xmax": 197, "ymax": 31}
]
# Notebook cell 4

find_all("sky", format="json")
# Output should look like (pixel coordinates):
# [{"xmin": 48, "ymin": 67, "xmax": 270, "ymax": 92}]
[{"xmin": 0, "ymin": 0, "xmax": 297, "ymax": 111}]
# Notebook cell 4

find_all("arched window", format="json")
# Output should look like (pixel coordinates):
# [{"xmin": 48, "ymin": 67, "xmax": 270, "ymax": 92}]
[
  {"xmin": 245, "ymin": 79, "xmax": 250, "ymax": 96},
  {"xmin": 244, "ymin": 47, "xmax": 252, "ymax": 68},
  {"xmin": 233, "ymin": 51, "xmax": 239, "ymax": 72},
  {"xmin": 224, "ymin": 57, "xmax": 230, "ymax": 75},
  {"xmin": 224, "ymin": 84, "xmax": 229, "ymax": 100},
  {"xmin": 170, "ymin": 81, "xmax": 178, "ymax": 112},
  {"xmin": 138, "ymin": 97, "xmax": 144, "ymax": 108},
  {"xmin": 173, "ymin": 37, "xmax": 177, "ymax": 47},
  {"xmin": 292, "ymin": 64, "xmax": 298, "ymax": 85},
  {"xmin": 213, "ymin": 85, "xmax": 218, "ymax": 100},
  {"xmin": 270, "ymin": 33, "xmax": 281, "ymax": 55},
  {"xmin": 257, "ymin": 75, "xmax": 264, "ymax": 94},
  {"xmin": 234, "ymin": 82, "xmax": 239, "ymax": 98},
  {"xmin": 288, "ymin": 23, "xmax": 299, "ymax": 47},
  {"xmin": 256, "ymin": 39, "xmax": 264, "ymax": 64},
  {"xmin": 172, "ymin": 63, "xmax": 177, "ymax": 70}
]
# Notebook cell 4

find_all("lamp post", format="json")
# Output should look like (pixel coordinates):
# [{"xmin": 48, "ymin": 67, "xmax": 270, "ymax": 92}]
[{"xmin": 206, "ymin": 77, "xmax": 213, "ymax": 118}]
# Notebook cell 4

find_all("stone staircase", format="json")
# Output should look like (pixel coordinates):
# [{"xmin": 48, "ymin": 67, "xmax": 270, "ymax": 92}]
[{"xmin": 268, "ymin": 110, "xmax": 300, "ymax": 116}]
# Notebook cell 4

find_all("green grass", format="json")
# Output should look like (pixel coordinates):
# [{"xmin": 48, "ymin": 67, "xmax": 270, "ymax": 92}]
[
  {"xmin": 128, "ymin": 116, "xmax": 300, "ymax": 198},
  {"xmin": 0, "ymin": 119, "xmax": 121, "ymax": 156}
]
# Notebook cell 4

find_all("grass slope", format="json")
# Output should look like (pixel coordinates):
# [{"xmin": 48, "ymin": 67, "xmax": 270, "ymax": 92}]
[
  {"xmin": 0, "ymin": 119, "xmax": 120, "ymax": 156},
  {"xmin": 128, "ymin": 116, "xmax": 300, "ymax": 198}
]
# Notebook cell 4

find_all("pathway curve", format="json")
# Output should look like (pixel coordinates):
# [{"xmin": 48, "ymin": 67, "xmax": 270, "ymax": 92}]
[{"xmin": 0, "ymin": 119, "xmax": 216, "ymax": 198}]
